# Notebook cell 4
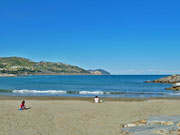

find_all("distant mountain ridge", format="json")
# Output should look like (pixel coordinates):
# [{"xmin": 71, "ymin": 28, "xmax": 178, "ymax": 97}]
[
  {"xmin": 0, "ymin": 57, "xmax": 90, "ymax": 75},
  {"xmin": 0, "ymin": 57, "xmax": 111, "ymax": 75}
]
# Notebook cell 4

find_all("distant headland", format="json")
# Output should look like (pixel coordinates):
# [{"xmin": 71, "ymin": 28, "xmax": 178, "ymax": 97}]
[
  {"xmin": 88, "ymin": 69, "xmax": 111, "ymax": 75},
  {"xmin": 0, "ymin": 57, "xmax": 110, "ymax": 76}
]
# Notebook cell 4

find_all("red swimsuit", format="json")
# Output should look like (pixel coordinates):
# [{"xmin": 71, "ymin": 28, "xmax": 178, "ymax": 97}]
[{"xmin": 20, "ymin": 104, "xmax": 24, "ymax": 109}]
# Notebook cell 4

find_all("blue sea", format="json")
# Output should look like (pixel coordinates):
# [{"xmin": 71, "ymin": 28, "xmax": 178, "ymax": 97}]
[{"xmin": 0, "ymin": 75, "xmax": 179, "ymax": 98}]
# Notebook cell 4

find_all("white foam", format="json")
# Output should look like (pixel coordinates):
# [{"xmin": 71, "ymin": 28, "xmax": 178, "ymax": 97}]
[
  {"xmin": 167, "ymin": 92, "xmax": 180, "ymax": 96},
  {"xmin": 79, "ymin": 91, "xmax": 104, "ymax": 95},
  {"xmin": 12, "ymin": 90, "xmax": 67, "ymax": 94}
]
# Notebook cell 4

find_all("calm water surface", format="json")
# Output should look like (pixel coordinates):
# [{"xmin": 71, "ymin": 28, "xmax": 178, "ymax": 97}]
[{"xmin": 0, "ymin": 75, "xmax": 178, "ymax": 98}]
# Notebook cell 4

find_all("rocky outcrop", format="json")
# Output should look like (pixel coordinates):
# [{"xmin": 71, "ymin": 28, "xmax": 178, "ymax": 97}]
[
  {"xmin": 165, "ymin": 83, "xmax": 180, "ymax": 91},
  {"xmin": 121, "ymin": 116, "xmax": 180, "ymax": 135},
  {"xmin": 166, "ymin": 87, "xmax": 180, "ymax": 90},
  {"xmin": 145, "ymin": 74, "xmax": 180, "ymax": 91},
  {"xmin": 145, "ymin": 74, "xmax": 180, "ymax": 84}
]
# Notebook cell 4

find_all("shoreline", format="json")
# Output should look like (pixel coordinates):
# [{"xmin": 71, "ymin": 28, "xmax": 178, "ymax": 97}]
[
  {"xmin": 0, "ymin": 74, "xmax": 111, "ymax": 77},
  {"xmin": 1, "ymin": 95, "xmax": 180, "ymax": 101},
  {"xmin": 1, "ymin": 74, "xmax": 172, "ymax": 76},
  {"xmin": 0, "ymin": 74, "xmax": 17, "ymax": 77}
]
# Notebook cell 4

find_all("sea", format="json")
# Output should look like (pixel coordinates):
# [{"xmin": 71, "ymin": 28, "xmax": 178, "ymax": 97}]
[{"xmin": 0, "ymin": 75, "xmax": 179, "ymax": 98}]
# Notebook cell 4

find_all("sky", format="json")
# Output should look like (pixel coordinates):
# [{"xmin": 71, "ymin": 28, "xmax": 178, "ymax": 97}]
[{"xmin": 0, "ymin": 0, "xmax": 180, "ymax": 74}]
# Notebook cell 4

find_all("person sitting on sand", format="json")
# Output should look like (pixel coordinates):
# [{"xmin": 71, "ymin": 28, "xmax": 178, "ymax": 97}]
[
  {"xmin": 20, "ymin": 100, "xmax": 26, "ymax": 110},
  {"xmin": 94, "ymin": 96, "xmax": 99, "ymax": 103}
]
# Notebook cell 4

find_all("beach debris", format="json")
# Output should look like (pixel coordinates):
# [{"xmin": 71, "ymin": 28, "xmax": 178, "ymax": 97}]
[
  {"xmin": 147, "ymin": 121, "xmax": 174, "ymax": 126},
  {"xmin": 100, "ymin": 99, "xmax": 104, "ymax": 103},
  {"xmin": 169, "ymin": 129, "xmax": 180, "ymax": 135},
  {"xmin": 120, "ymin": 131, "xmax": 129, "ymax": 135},
  {"xmin": 121, "ymin": 116, "xmax": 180, "ymax": 135},
  {"xmin": 177, "ymin": 122, "xmax": 180, "ymax": 127},
  {"xmin": 153, "ymin": 129, "xmax": 169, "ymax": 134},
  {"xmin": 123, "ymin": 120, "xmax": 147, "ymax": 128}
]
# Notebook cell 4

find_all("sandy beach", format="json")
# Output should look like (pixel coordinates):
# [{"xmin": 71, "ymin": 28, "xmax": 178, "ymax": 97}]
[{"xmin": 1, "ymin": 97, "xmax": 180, "ymax": 135}]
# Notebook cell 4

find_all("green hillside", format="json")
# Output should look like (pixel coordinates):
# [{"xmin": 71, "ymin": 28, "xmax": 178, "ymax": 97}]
[{"xmin": 0, "ymin": 57, "xmax": 90, "ymax": 75}]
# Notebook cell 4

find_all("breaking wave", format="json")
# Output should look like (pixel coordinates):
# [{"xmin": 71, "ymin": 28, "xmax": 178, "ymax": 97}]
[
  {"xmin": 12, "ymin": 90, "xmax": 67, "ymax": 94},
  {"xmin": 0, "ymin": 89, "xmax": 179, "ymax": 97},
  {"xmin": 10, "ymin": 89, "xmax": 170, "ymax": 95},
  {"xmin": 12, "ymin": 90, "xmax": 104, "ymax": 95},
  {"xmin": 79, "ymin": 91, "xmax": 104, "ymax": 95}
]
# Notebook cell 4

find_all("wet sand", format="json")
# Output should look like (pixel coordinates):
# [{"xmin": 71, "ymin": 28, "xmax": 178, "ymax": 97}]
[{"xmin": 0, "ymin": 96, "xmax": 180, "ymax": 135}]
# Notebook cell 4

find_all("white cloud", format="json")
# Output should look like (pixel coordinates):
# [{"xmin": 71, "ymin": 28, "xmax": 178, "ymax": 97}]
[{"xmin": 129, "ymin": 69, "xmax": 135, "ymax": 72}]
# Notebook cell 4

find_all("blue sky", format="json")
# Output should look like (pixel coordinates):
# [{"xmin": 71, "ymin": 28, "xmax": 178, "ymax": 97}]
[{"xmin": 0, "ymin": 0, "xmax": 180, "ymax": 74}]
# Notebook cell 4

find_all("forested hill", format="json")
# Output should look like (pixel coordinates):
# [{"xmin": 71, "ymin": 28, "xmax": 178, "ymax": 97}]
[{"xmin": 0, "ymin": 57, "xmax": 91, "ymax": 75}]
